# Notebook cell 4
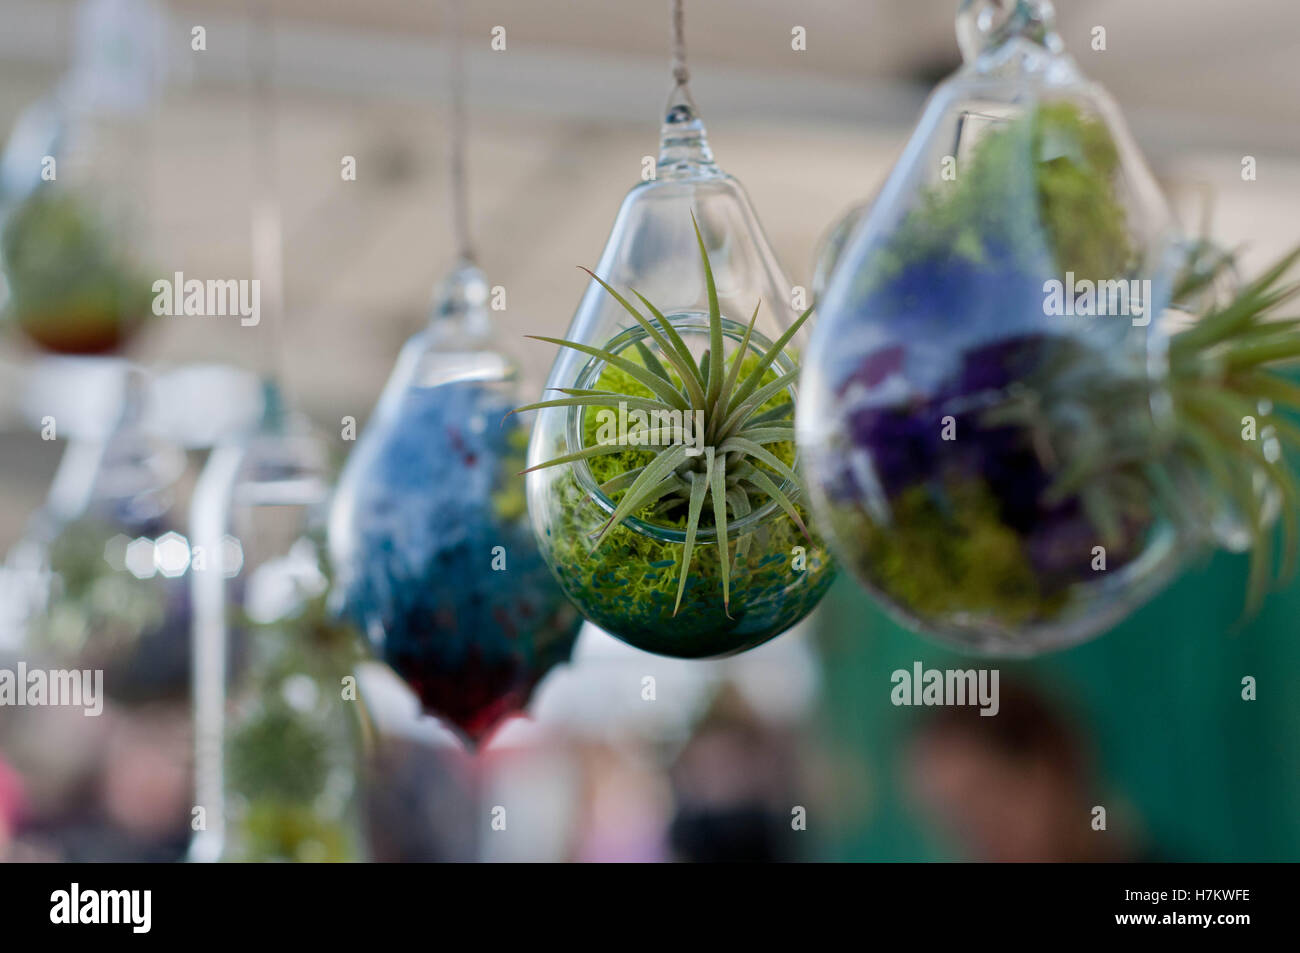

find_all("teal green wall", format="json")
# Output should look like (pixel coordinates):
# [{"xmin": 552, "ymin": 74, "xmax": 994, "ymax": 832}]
[{"xmin": 812, "ymin": 548, "xmax": 1300, "ymax": 861}]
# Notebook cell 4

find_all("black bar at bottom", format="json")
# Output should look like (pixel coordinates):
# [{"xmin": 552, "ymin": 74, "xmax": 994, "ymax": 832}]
[{"xmin": 0, "ymin": 861, "xmax": 1281, "ymax": 939}]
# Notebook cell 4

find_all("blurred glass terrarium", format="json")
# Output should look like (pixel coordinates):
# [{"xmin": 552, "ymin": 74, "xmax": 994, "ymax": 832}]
[
  {"xmin": 524, "ymin": 42, "xmax": 834, "ymax": 659},
  {"xmin": 190, "ymin": 385, "xmax": 367, "ymax": 862},
  {"xmin": 0, "ymin": 0, "xmax": 162, "ymax": 354},
  {"xmin": 799, "ymin": 0, "xmax": 1191, "ymax": 654},
  {"xmin": 16, "ymin": 364, "xmax": 188, "ymax": 702},
  {"xmin": 330, "ymin": 263, "xmax": 581, "ymax": 748},
  {"xmin": 0, "ymin": 361, "xmax": 192, "ymax": 860}
]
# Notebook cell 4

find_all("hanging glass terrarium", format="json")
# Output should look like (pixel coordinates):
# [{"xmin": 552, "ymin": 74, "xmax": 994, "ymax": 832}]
[
  {"xmin": 523, "ymin": 2, "xmax": 834, "ymax": 659},
  {"xmin": 330, "ymin": 0, "xmax": 580, "ymax": 748},
  {"xmin": 0, "ymin": 0, "xmax": 161, "ymax": 354},
  {"xmin": 329, "ymin": 263, "xmax": 581, "ymax": 748},
  {"xmin": 799, "ymin": 0, "xmax": 1300, "ymax": 655},
  {"xmin": 190, "ymin": 383, "xmax": 367, "ymax": 862},
  {"xmin": 0, "ymin": 362, "xmax": 192, "ymax": 861},
  {"xmin": 18, "ymin": 364, "xmax": 189, "ymax": 703}
]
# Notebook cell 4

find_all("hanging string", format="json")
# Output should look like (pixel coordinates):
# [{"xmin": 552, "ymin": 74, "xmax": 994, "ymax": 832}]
[
  {"xmin": 670, "ymin": 0, "xmax": 690, "ymax": 87},
  {"xmin": 249, "ymin": 0, "xmax": 288, "ymax": 398},
  {"xmin": 446, "ymin": 0, "xmax": 475, "ymax": 264}
]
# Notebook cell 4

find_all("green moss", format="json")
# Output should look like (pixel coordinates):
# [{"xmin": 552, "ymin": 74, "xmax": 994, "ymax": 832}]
[
  {"xmin": 581, "ymin": 351, "xmax": 797, "ymax": 527},
  {"xmin": 228, "ymin": 706, "xmax": 331, "ymax": 805},
  {"xmin": 225, "ymin": 590, "xmax": 364, "ymax": 862},
  {"xmin": 545, "ymin": 464, "xmax": 834, "ymax": 657},
  {"xmin": 832, "ymin": 479, "xmax": 1066, "ymax": 627},
  {"xmin": 1, "ymin": 188, "xmax": 153, "ymax": 350},
  {"xmin": 490, "ymin": 424, "xmax": 531, "ymax": 522},
  {"xmin": 864, "ymin": 100, "xmax": 1134, "ymax": 292},
  {"xmin": 541, "ymin": 345, "xmax": 833, "ymax": 657},
  {"xmin": 1032, "ymin": 101, "xmax": 1132, "ymax": 282},
  {"xmin": 230, "ymin": 800, "xmax": 355, "ymax": 863}
]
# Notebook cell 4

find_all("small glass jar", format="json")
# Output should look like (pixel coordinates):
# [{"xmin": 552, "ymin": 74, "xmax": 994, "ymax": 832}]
[{"xmin": 2, "ymin": 362, "xmax": 192, "ymax": 861}]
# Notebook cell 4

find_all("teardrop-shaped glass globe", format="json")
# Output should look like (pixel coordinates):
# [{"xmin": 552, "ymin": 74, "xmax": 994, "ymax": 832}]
[
  {"xmin": 525, "ymin": 82, "xmax": 835, "ymax": 659},
  {"xmin": 799, "ymin": 0, "xmax": 1187, "ymax": 656},
  {"xmin": 1, "ymin": 363, "xmax": 191, "ymax": 860},
  {"xmin": 1, "ymin": 0, "xmax": 164, "ymax": 357},
  {"xmin": 17, "ymin": 363, "xmax": 190, "ymax": 703},
  {"xmin": 329, "ymin": 262, "xmax": 581, "ymax": 748}
]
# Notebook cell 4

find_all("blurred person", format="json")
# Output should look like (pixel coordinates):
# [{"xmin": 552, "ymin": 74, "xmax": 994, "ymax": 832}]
[
  {"xmin": 570, "ymin": 741, "xmax": 672, "ymax": 863},
  {"xmin": 97, "ymin": 701, "xmax": 192, "ymax": 859},
  {"xmin": 4, "ymin": 700, "xmax": 190, "ymax": 861},
  {"xmin": 667, "ymin": 685, "xmax": 808, "ymax": 863},
  {"xmin": 364, "ymin": 735, "xmax": 477, "ymax": 863},
  {"xmin": 903, "ymin": 681, "xmax": 1148, "ymax": 862}
]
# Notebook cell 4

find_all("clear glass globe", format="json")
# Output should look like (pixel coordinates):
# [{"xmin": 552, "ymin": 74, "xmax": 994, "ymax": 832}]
[
  {"xmin": 525, "ymin": 83, "xmax": 834, "ymax": 658},
  {"xmin": 798, "ymin": 0, "xmax": 1187, "ymax": 655}
]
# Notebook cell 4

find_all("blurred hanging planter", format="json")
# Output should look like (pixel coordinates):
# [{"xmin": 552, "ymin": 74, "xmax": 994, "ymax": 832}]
[
  {"xmin": 17, "ymin": 366, "xmax": 190, "ymax": 704},
  {"xmin": 190, "ymin": 6, "xmax": 367, "ymax": 860},
  {"xmin": 798, "ymin": 0, "xmax": 1300, "ymax": 655},
  {"xmin": 0, "ymin": 177, "xmax": 153, "ymax": 354},
  {"xmin": 191, "ymin": 384, "xmax": 368, "ymax": 863},
  {"xmin": 0, "ymin": 362, "xmax": 191, "ymax": 861},
  {"xmin": 523, "ymin": 1, "xmax": 834, "ymax": 659},
  {"xmin": 0, "ymin": 0, "xmax": 162, "ymax": 355},
  {"xmin": 328, "ymin": 1, "xmax": 580, "ymax": 750},
  {"xmin": 224, "ymin": 550, "xmax": 366, "ymax": 863}
]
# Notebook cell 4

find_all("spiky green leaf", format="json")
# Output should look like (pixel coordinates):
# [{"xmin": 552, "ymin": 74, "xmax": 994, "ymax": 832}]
[
  {"xmin": 692, "ymin": 215, "xmax": 725, "ymax": 413},
  {"xmin": 674, "ymin": 471, "xmax": 711, "ymax": 615},
  {"xmin": 707, "ymin": 446, "xmax": 731, "ymax": 613},
  {"xmin": 741, "ymin": 467, "xmax": 810, "ymax": 540},
  {"xmin": 589, "ymin": 443, "xmax": 690, "ymax": 547},
  {"xmin": 526, "ymin": 335, "xmax": 689, "ymax": 411},
  {"xmin": 725, "ymin": 306, "xmax": 812, "ymax": 417}
]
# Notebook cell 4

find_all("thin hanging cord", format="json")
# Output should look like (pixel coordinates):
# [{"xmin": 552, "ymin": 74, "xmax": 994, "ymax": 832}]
[
  {"xmin": 447, "ymin": 0, "xmax": 475, "ymax": 264},
  {"xmin": 250, "ymin": 0, "xmax": 287, "ymax": 396},
  {"xmin": 670, "ymin": 0, "xmax": 689, "ymax": 87}
]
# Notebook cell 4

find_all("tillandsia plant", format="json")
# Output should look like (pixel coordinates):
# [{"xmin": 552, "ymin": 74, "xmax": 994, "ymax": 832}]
[
  {"xmin": 519, "ymin": 218, "xmax": 835, "ymax": 658},
  {"xmin": 1122, "ymin": 242, "xmax": 1300, "ymax": 615}
]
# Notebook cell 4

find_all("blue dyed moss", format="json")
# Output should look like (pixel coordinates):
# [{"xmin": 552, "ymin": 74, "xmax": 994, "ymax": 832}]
[{"xmin": 336, "ymin": 381, "xmax": 580, "ymax": 744}]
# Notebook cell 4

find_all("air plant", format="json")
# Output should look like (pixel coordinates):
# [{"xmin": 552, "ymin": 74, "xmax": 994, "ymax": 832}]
[
  {"xmin": 516, "ymin": 217, "xmax": 813, "ymax": 617},
  {"xmin": 974, "ymin": 240, "xmax": 1300, "ymax": 615},
  {"xmin": 1124, "ymin": 243, "xmax": 1300, "ymax": 614}
]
